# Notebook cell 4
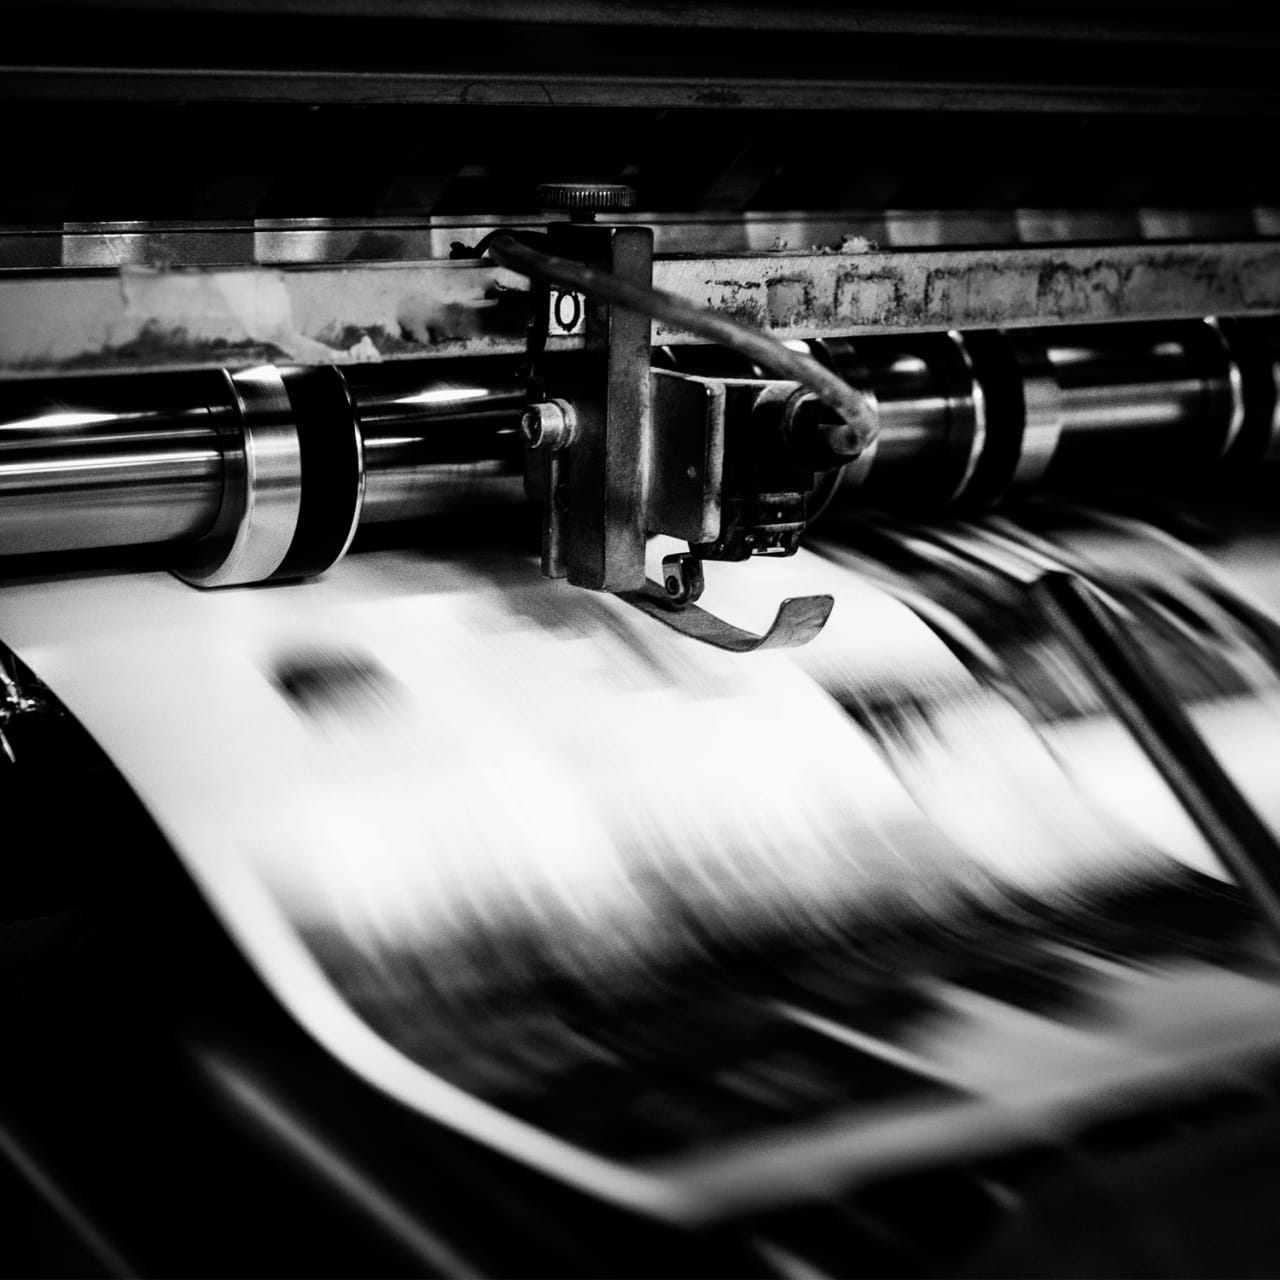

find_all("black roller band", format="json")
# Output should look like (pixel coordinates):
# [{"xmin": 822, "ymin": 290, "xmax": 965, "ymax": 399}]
[
  {"xmin": 1214, "ymin": 318, "xmax": 1280, "ymax": 473},
  {"xmin": 274, "ymin": 366, "xmax": 365, "ymax": 581},
  {"xmin": 958, "ymin": 329, "xmax": 1028, "ymax": 510}
]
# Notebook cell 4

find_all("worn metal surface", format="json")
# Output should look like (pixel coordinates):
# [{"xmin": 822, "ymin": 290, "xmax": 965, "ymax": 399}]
[
  {"xmin": 0, "ymin": 261, "xmax": 531, "ymax": 376},
  {"xmin": 7, "ymin": 67, "xmax": 1279, "ymax": 116},
  {"xmin": 544, "ymin": 222, "xmax": 655, "ymax": 593},
  {"xmin": 670, "ymin": 243, "xmax": 1280, "ymax": 340},
  {"xmin": 3, "ymin": 242, "xmax": 1280, "ymax": 378},
  {"xmin": 647, "ymin": 370, "xmax": 723, "ymax": 544}
]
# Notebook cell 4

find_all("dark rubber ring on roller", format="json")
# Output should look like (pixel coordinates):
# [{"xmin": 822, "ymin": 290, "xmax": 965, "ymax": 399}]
[
  {"xmin": 1214, "ymin": 318, "xmax": 1280, "ymax": 471},
  {"xmin": 956, "ymin": 329, "xmax": 1025, "ymax": 510},
  {"xmin": 273, "ymin": 366, "xmax": 365, "ymax": 581}
]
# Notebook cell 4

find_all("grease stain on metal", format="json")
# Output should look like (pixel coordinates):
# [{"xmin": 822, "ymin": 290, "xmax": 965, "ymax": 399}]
[
  {"xmin": 924, "ymin": 264, "xmax": 1038, "ymax": 325},
  {"xmin": 324, "ymin": 323, "xmax": 413, "ymax": 359},
  {"xmin": 765, "ymin": 276, "xmax": 815, "ymax": 327},
  {"xmin": 1241, "ymin": 252, "xmax": 1280, "ymax": 308},
  {"xmin": 43, "ymin": 323, "xmax": 283, "ymax": 372},
  {"xmin": 694, "ymin": 89, "xmax": 743, "ymax": 106},
  {"xmin": 1034, "ymin": 260, "xmax": 1125, "ymax": 319},
  {"xmin": 394, "ymin": 298, "xmax": 482, "ymax": 348},
  {"xmin": 835, "ymin": 270, "xmax": 907, "ymax": 326}
]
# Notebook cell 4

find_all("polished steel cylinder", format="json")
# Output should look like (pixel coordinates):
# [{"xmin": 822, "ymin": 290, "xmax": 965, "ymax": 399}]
[
  {"xmin": 343, "ymin": 359, "xmax": 526, "ymax": 525},
  {"xmin": 812, "ymin": 333, "xmax": 986, "ymax": 508},
  {"xmin": 1029, "ymin": 321, "xmax": 1244, "ymax": 491},
  {"xmin": 0, "ymin": 360, "xmax": 529, "ymax": 563},
  {"xmin": 0, "ymin": 372, "xmax": 230, "ymax": 555},
  {"xmin": 0, "ymin": 319, "xmax": 1273, "ymax": 567},
  {"xmin": 172, "ymin": 366, "xmax": 306, "ymax": 588},
  {"xmin": 820, "ymin": 320, "xmax": 1257, "ymax": 513}
]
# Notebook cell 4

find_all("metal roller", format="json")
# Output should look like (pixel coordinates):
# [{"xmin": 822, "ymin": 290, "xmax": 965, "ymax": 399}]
[
  {"xmin": 2, "ymin": 320, "xmax": 1279, "ymax": 577},
  {"xmin": 0, "ymin": 358, "xmax": 528, "ymax": 577},
  {"xmin": 173, "ymin": 365, "xmax": 305, "ymax": 588},
  {"xmin": 1009, "ymin": 320, "xmax": 1246, "ymax": 491},
  {"xmin": 345, "ymin": 359, "xmax": 526, "ymax": 525},
  {"xmin": 819, "ymin": 318, "xmax": 1275, "ymax": 513},
  {"xmin": 0, "ymin": 369, "xmax": 231, "ymax": 555},
  {"xmin": 810, "ymin": 332, "xmax": 988, "ymax": 507}
]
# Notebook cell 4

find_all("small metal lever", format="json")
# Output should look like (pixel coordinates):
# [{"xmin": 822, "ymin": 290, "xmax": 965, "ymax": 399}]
[{"xmin": 622, "ymin": 554, "xmax": 833, "ymax": 651}]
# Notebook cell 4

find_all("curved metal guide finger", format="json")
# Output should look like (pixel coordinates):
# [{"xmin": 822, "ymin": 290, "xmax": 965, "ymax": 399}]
[{"xmin": 621, "ymin": 582, "xmax": 834, "ymax": 652}]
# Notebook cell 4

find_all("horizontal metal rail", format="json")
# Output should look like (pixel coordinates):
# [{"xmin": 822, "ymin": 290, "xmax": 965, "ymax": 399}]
[{"xmin": 1, "ymin": 241, "xmax": 1278, "ymax": 378}]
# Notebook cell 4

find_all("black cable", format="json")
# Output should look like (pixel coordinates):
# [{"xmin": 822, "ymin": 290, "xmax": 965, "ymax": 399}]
[{"xmin": 485, "ymin": 234, "xmax": 879, "ymax": 460}]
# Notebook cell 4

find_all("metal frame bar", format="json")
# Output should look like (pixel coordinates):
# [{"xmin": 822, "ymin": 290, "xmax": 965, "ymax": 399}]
[{"xmin": 2, "ymin": 241, "xmax": 1278, "ymax": 378}]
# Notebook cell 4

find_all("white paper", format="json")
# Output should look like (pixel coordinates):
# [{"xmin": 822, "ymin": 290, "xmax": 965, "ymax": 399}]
[{"xmin": 0, "ymin": 544, "xmax": 1238, "ymax": 1218}]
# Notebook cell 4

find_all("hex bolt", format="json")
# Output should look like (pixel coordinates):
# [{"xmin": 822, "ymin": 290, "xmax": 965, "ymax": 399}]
[{"xmin": 520, "ymin": 398, "xmax": 577, "ymax": 451}]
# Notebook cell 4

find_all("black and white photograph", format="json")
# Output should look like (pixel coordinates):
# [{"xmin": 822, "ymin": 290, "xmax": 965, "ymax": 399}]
[{"xmin": 3, "ymin": 2, "xmax": 1280, "ymax": 1276}]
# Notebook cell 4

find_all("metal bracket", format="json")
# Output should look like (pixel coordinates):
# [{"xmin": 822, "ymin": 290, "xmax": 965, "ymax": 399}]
[
  {"xmin": 511, "ymin": 218, "xmax": 834, "ymax": 651},
  {"xmin": 539, "ymin": 220, "xmax": 654, "ymax": 593}
]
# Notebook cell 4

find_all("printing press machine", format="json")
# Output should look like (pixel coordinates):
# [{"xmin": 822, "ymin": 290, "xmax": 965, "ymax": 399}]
[{"xmin": 9, "ymin": 2, "xmax": 1280, "ymax": 1275}]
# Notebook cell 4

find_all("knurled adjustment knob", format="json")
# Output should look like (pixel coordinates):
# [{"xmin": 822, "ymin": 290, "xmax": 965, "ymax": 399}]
[{"xmin": 535, "ymin": 183, "xmax": 636, "ymax": 218}]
